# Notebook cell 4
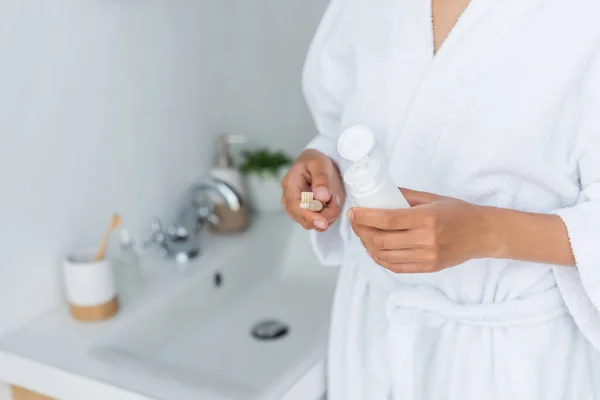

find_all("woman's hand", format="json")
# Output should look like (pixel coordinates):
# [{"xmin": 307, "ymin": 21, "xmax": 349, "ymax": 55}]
[
  {"xmin": 349, "ymin": 188, "xmax": 493, "ymax": 273},
  {"xmin": 281, "ymin": 149, "xmax": 346, "ymax": 231}
]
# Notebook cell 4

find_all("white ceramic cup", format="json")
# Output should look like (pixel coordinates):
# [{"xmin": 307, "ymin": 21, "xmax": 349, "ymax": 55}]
[{"xmin": 63, "ymin": 249, "xmax": 117, "ymax": 307}]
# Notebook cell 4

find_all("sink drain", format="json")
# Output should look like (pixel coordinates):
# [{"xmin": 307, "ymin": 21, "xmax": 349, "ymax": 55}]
[{"xmin": 251, "ymin": 319, "xmax": 290, "ymax": 341}]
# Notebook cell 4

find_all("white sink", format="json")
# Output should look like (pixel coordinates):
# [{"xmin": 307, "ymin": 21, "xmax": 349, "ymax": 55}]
[{"xmin": 89, "ymin": 215, "xmax": 338, "ymax": 400}]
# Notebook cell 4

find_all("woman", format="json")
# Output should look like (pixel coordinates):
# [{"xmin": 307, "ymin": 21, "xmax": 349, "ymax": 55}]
[{"xmin": 281, "ymin": 0, "xmax": 600, "ymax": 399}]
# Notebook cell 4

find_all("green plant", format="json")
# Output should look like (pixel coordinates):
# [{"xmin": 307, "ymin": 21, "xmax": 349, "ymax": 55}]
[{"xmin": 240, "ymin": 148, "xmax": 292, "ymax": 178}]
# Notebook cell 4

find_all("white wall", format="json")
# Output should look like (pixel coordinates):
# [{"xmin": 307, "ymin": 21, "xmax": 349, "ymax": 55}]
[
  {"xmin": 0, "ymin": 0, "xmax": 327, "ymax": 397},
  {"xmin": 221, "ymin": 0, "xmax": 327, "ymax": 155},
  {"xmin": 0, "ymin": 0, "xmax": 228, "ymax": 397}
]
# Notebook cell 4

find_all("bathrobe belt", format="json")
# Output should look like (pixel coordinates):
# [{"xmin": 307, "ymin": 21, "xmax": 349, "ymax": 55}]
[{"xmin": 348, "ymin": 248, "xmax": 569, "ymax": 399}]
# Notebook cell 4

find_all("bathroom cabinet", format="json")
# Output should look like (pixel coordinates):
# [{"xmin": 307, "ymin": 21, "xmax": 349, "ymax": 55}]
[{"xmin": 11, "ymin": 386, "xmax": 54, "ymax": 400}]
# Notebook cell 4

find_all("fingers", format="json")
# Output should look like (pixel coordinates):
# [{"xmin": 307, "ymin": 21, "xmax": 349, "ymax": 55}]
[
  {"xmin": 371, "ymin": 248, "xmax": 438, "ymax": 264},
  {"xmin": 283, "ymin": 205, "xmax": 328, "ymax": 230},
  {"xmin": 364, "ymin": 246, "xmax": 440, "ymax": 273},
  {"xmin": 306, "ymin": 159, "xmax": 332, "ymax": 203},
  {"xmin": 372, "ymin": 261, "xmax": 439, "ymax": 274},
  {"xmin": 319, "ymin": 194, "xmax": 341, "ymax": 224},
  {"xmin": 281, "ymin": 193, "xmax": 329, "ymax": 230},
  {"xmin": 281, "ymin": 156, "xmax": 339, "ymax": 231},
  {"xmin": 349, "ymin": 207, "xmax": 430, "ymax": 230},
  {"xmin": 350, "ymin": 220, "xmax": 440, "ymax": 273},
  {"xmin": 352, "ymin": 225, "xmax": 433, "ymax": 250},
  {"xmin": 281, "ymin": 163, "xmax": 309, "ymax": 194},
  {"xmin": 280, "ymin": 164, "xmax": 310, "ymax": 228},
  {"xmin": 399, "ymin": 188, "xmax": 442, "ymax": 206}
]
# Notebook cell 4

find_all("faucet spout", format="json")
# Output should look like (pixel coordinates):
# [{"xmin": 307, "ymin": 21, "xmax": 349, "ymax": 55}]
[
  {"xmin": 188, "ymin": 180, "xmax": 242, "ymax": 212},
  {"xmin": 144, "ymin": 178, "xmax": 246, "ymax": 263},
  {"xmin": 169, "ymin": 178, "xmax": 243, "ymax": 240}
]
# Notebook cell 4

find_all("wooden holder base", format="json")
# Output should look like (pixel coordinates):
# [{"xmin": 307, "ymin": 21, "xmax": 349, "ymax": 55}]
[
  {"xmin": 11, "ymin": 385, "xmax": 54, "ymax": 400},
  {"xmin": 69, "ymin": 296, "xmax": 119, "ymax": 322}
]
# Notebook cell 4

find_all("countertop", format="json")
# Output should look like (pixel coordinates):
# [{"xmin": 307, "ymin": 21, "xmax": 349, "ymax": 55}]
[{"xmin": 0, "ymin": 216, "xmax": 330, "ymax": 400}]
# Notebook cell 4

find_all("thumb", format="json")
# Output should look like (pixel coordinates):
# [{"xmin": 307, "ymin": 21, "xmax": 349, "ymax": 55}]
[
  {"xmin": 399, "ymin": 188, "xmax": 442, "ymax": 206},
  {"xmin": 308, "ymin": 160, "xmax": 332, "ymax": 202}
]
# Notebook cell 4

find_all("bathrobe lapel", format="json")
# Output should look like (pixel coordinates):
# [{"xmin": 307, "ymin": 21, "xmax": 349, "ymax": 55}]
[{"xmin": 386, "ymin": 0, "xmax": 542, "ymax": 188}]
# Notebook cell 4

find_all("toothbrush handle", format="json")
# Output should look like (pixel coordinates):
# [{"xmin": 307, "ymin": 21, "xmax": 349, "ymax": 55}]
[
  {"xmin": 95, "ymin": 229, "xmax": 111, "ymax": 260},
  {"xmin": 308, "ymin": 200, "xmax": 324, "ymax": 212}
]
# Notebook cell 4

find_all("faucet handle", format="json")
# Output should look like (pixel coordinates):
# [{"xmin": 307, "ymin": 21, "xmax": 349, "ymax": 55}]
[
  {"xmin": 207, "ymin": 213, "xmax": 221, "ymax": 226},
  {"xmin": 142, "ymin": 217, "xmax": 167, "ymax": 253},
  {"xmin": 165, "ymin": 200, "xmax": 210, "ymax": 240},
  {"xmin": 196, "ymin": 199, "xmax": 221, "ymax": 226}
]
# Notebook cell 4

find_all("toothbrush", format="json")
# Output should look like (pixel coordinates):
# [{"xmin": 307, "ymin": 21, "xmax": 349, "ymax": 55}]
[
  {"xmin": 95, "ymin": 213, "xmax": 122, "ymax": 261},
  {"xmin": 300, "ymin": 192, "xmax": 324, "ymax": 212}
]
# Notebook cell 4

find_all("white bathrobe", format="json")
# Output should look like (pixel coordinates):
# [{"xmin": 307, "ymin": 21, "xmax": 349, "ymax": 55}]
[{"xmin": 302, "ymin": 0, "xmax": 600, "ymax": 399}]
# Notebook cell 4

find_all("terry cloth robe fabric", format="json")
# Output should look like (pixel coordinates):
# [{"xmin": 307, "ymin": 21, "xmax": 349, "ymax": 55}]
[{"xmin": 302, "ymin": 0, "xmax": 600, "ymax": 399}]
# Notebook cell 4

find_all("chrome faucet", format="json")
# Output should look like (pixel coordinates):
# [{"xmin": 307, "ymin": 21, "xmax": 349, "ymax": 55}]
[
  {"xmin": 144, "ymin": 178, "xmax": 243, "ymax": 262},
  {"xmin": 169, "ymin": 180, "xmax": 241, "ymax": 238}
]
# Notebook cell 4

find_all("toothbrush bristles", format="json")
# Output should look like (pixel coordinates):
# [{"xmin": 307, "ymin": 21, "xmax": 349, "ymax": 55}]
[
  {"xmin": 300, "ymin": 191, "xmax": 324, "ymax": 212},
  {"xmin": 301, "ymin": 192, "xmax": 314, "ymax": 204}
]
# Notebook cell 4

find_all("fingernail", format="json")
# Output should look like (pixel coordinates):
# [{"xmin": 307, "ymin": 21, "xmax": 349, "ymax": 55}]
[
  {"xmin": 314, "ymin": 220, "xmax": 327, "ymax": 230},
  {"xmin": 347, "ymin": 209, "xmax": 354, "ymax": 221},
  {"xmin": 314, "ymin": 187, "xmax": 330, "ymax": 200}
]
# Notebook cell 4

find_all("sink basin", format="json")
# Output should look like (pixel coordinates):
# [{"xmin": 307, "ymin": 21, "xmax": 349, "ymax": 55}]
[{"xmin": 90, "ymin": 215, "xmax": 338, "ymax": 400}]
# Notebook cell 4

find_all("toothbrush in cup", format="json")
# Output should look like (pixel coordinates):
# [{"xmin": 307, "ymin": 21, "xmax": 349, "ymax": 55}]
[
  {"xmin": 300, "ymin": 192, "xmax": 324, "ymax": 212},
  {"xmin": 95, "ymin": 213, "xmax": 121, "ymax": 261}
]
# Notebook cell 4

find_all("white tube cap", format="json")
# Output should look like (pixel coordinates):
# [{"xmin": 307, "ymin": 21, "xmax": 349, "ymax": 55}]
[{"xmin": 337, "ymin": 125, "xmax": 375, "ymax": 161}]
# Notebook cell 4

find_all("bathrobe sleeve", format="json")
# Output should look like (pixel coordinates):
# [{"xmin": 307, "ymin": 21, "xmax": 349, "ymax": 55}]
[
  {"xmin": 301, "ymin": 0, "xmax": 354, "ymax": 266},
  {"xmin": 552, "ymin": 52, "xmax": 600, "ymax": 311}
]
